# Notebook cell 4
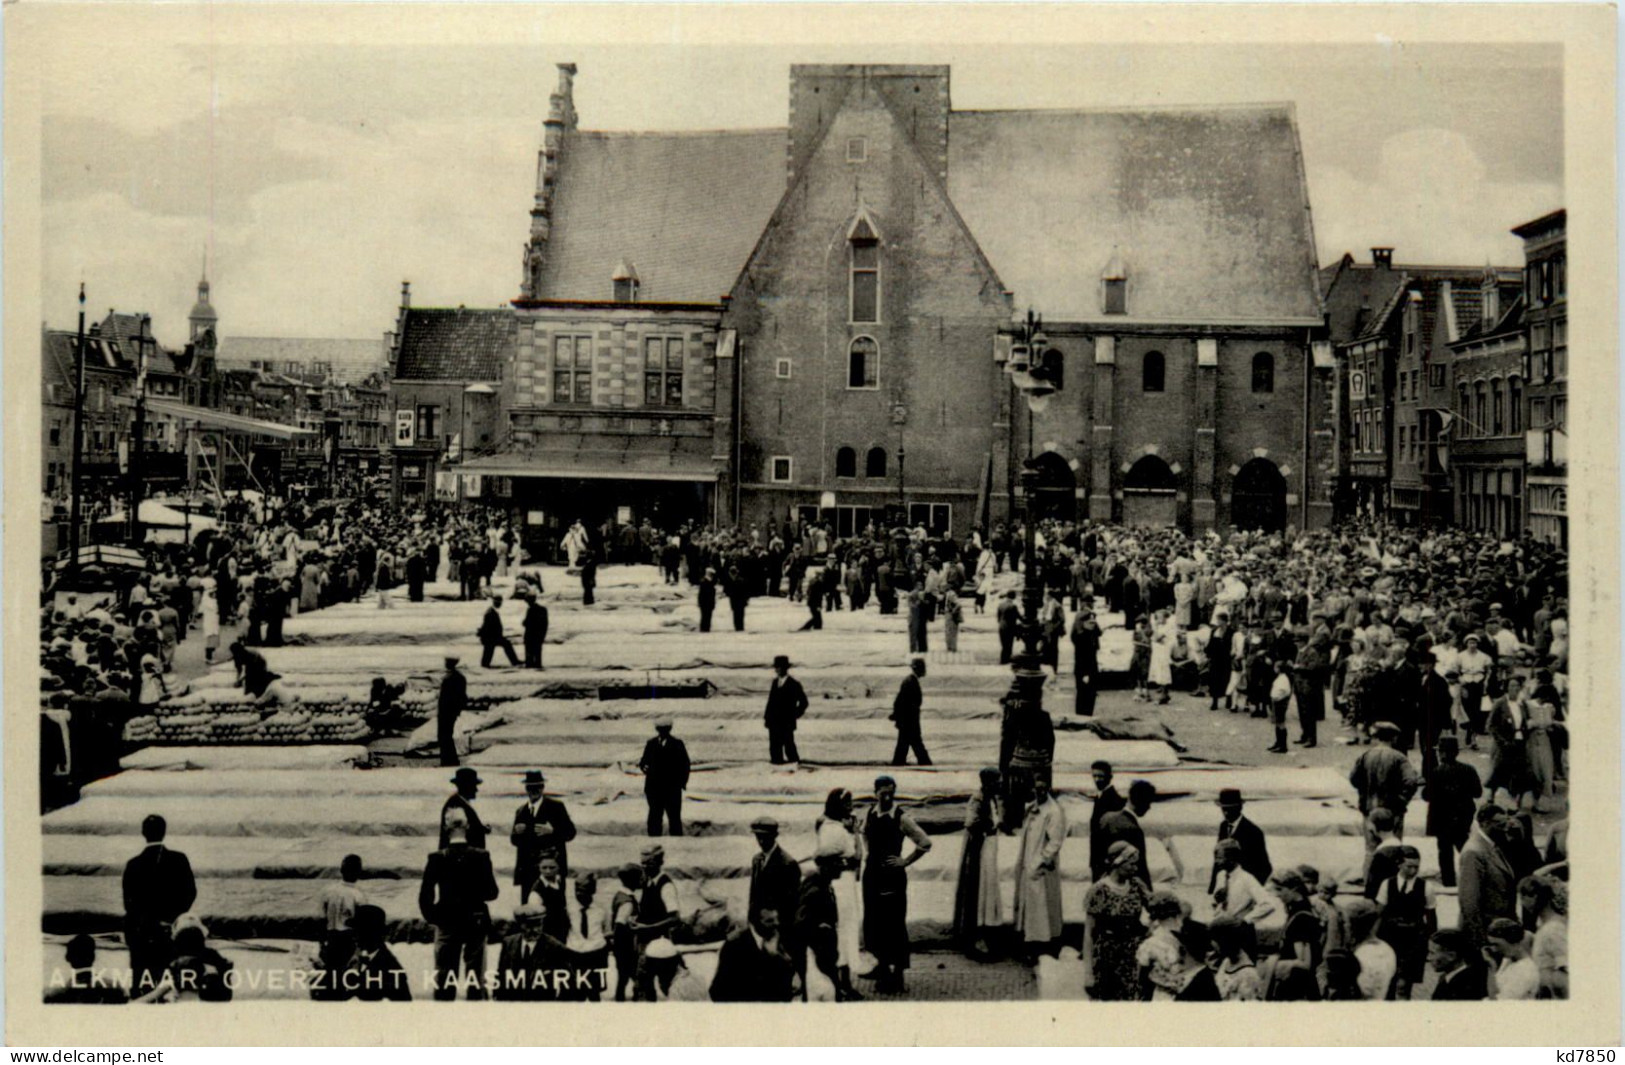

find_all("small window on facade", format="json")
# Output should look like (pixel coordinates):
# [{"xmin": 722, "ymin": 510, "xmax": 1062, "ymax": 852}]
[
  {"xmin": 1103, "ymin": 278, "xmax": 1126, "ymax": 315},
  {"xmin": 847, "ymin": 137, "xmax": 867, "ymax": 162},
  {"xmin": 1430, "ymin": 364, "xmax": 1445, "ymax": 388},
  {"xmin": 848, "ymin": 336, "xmax": 879, "ymax": 389},
  {"xmin": 775, "ymin": 358, "xmax": 792, "ymax": 379},
  {"xmin": 835, "ymin": 447, "xmax": 857, "ymax": 478},
  {"xmin": 614, "ymin": 277, "xmax": 638, "ymax": 303},
  {"xmin": 416, "ymin": 404, "xmax": 440, "ymax": 441},
  {"xmin": 770, "ymin": 456, "xmax": 793, "ymax": 483},
  {"xmin": 1142, "ymin": 350, "xmax": 1165, "ymax": 392},
  {"xmin": 865, "ymin": 446, "xmax": 887, "ymax": 477},
  {"xmin": 1251, "ymin": 351, "xmax": 1274, "ymax": 394}
]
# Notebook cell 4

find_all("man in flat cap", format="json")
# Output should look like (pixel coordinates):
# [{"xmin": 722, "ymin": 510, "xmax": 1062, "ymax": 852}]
[
  {"xmin": 1350, "ymin": 722, "xmax": 1420, "ymax": 859},
  {"xmin": 632, "ymin": 843, "xmax": 682, "ymax": 1001},
  {"xmin": 510, "ymin": 768, "xmax": 576, "ymax": 900},
  {"xmin": 639, "ymin": 718, "xmax": 691, "ymax": 837},
  {"xmin": 437, "ymin": 654, "xmax": 467, "ymax": 767},
  {"xmin": 493, "ymin": 901, "xmax": 559, "ymax": 1001},
  {"xmin": 748, "ymin": 815, "xmax": 803, "ymax": 943},
  {"xmin": 763, "ymin": 654, "xmax": 807, "ymax": 764}
]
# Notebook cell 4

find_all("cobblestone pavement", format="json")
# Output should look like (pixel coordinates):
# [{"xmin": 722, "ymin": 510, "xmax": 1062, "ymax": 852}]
[{"xmin": 859, "ymin": 953, "xmax": 1038, "ymax": 1002}]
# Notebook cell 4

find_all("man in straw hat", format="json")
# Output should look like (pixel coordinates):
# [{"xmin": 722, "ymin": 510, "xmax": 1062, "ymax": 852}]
[{"xmin": 763, "ymin": 653, "xmax": 808, "ymax": 764}]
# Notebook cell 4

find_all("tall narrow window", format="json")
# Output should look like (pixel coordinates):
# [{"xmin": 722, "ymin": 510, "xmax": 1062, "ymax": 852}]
[
  {"xmin": 1509, "ymin": 377, "xmax": 1523, "ymax": 434},
  {"xmin": 644, "ymin": 336, "xmax": 684, "ymax": 406},
  {"xmin": 850, "ymin": 220, "xmax": 879, "ymax": 323},
  {"xmin": 1458, "ymin": 385, "xmax": 1471, "ymax": 435},
  {"xmin": 1475, "ymin": 382, "xmax": 1487, "ymax": 438},
  {"xmin": 1492, "ymin": 380, "xmax": 1505, "ymax": 435},
  {"xmin": 1251, "ymin": 351, "xmax": 1274, "ymax": 394},
  {"xmin": 553, "ymin": 335, "xmax": 593, "ymax": 405},
  {"xmin": 848, "ymin": 337, "xmax": 879, "ymax": 389},
  {"xmin": 865, "ymin": 446, "xmax": 887, "ymax": 477},
  {"xmin": 1142, "ymin": 350, "xmax": 1165, "ymax": 393},
  {"xmin": 835, "ymin": 447, "xmax": 857, "ymax": 478}
]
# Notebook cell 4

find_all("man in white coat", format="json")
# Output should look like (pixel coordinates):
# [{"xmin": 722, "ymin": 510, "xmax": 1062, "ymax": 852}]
[{"xmin": 1012, "ymin": 773, "xmax": 1067, "ymax": 964}]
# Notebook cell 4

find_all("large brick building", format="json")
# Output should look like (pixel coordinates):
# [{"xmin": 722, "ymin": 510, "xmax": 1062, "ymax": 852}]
[
  {"xmin": 1515, "ymin": 209, "xmax": 1567, "ymax": 546},
  {"xmin": 449, "ymin": 62, "xmax": 1330, "ymax": 535}
]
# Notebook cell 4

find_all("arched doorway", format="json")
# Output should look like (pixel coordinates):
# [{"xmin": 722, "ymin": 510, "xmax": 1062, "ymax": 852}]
[
  {"xmin": 1027, "ymin": 452, "xmax": 1077, "ymax": 522},
  {"xmin": 1231, "ymin": 458, "xmax": 1287, "ymax": 533},
  {"xmin": 1122, "ymin": 454, "xmax": 1178, "ymax": 527}
]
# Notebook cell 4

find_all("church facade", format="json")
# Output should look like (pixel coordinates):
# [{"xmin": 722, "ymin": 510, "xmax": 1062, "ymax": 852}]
[{"xmin": 463, "ymin": 62, "xmax": 1331, "ymax": 536}]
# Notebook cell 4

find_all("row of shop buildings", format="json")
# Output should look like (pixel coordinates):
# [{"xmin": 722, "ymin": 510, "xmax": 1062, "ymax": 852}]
[{"xmin": 1322, "ymin": 209, "xmax": 1569, "ymax": 546}]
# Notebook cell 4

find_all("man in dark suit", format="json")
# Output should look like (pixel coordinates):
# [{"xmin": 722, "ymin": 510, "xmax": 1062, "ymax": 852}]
[
  {"xmin": 437, "ymin": 655, "xmax": 467, "ymax": 767},
  {"xmin": 531, "ymin": 854, "xmax": 572, "ymax": 945},
  {"xmin": 1071, "ymin": 610, "xmax": 1101, "ymax": 717},
  {"xmin": 697, "ymin": 567, "xmax": 717, "ymax": 632},
  {"xmin": 996, "ymin": 592, "xmax": 1020, "ymax": 664},
  {"xmin": 748, "ymin": 816, "xmax": 803, "ymax": 942},
  {"xmin": 1457, "ymin": 803, "xmax": 1519, "ymax": 949},
  {"xmin": 1423, "ymin": 734, "xmax": 1482, "ymax": 887},
  {"xmin": 889, "ymin": 658, "xmax": 932, "ymax": 766},
  {"xmin": 1088, "ymin": 761, "xmax": 1127, "ymax": 880},
  {"xmin": 1428, "ymin": 929, "xmax": 1489, "ymax": 1000},
  {"xmin": 709, "ymin": 907, "xmax": 797, "ymax": 1002},
  {"xmin": 1419, "ymin": 662, "xmax": 1455, "ymax": 775},
  {"xmin": 492, "ymin": 902, "xmax": 560, "ymax": 1001},
  {"xmin": 510, "ymin": 768, "xmax": 577, "ymax": 897},
  {"xmin": 522, "ymin": 596, "xmax": 549, "ymax": 670},
  {"xmin": 419, "ymin": 817, "xmax": 500, "ymax": 1000},
  {"xmin": 121, "ymin": 814, "xmax": 197, "ymax": 994},
  {"xmin": 763, "ymin": 654, "xmax": 807, "ymax": 764},
  {"xmin": 1207, "ymin": 788, "xmax": 1272, "ymax": 892},
  {"xmin": 1097, "ymin": 780, "xmax": 1156, "ymax": 887},
  {"xmin": 440, "ymin": 767, "xmax": 488, "ymax": 850},
  {"xmin": 638, "ymin": 719, "xmax": 691, "ymax": 837},
  {"xmin": 1268, "ymin": 612, "xmax": 1297, "ymax": 668},
  {"xmin": 478, "ymin": 595, "xmax": 520, "ymax": 668},
  {"xmin": 341, "ymin": 904, "xmax": 413, "ymax": 1001}
]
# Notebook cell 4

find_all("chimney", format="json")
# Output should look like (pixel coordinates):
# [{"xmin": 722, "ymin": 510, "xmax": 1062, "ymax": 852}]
[
  {"xmin": 400, "ymin": 280, "xmax": 411, "ymax": 311},
  {"xmin": 1480, "ymin": 264, "xmax": 1500, "ymax": 327},
  {"xmin": 1371, "ymin": 248, "xmax": 1394, "ymax": 269}
]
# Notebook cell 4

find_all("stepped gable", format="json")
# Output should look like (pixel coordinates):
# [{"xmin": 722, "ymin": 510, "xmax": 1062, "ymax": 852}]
[
  {"xmin": 947, "ymin": 104, "xmax": 1324, "ymax": 323},
  {"xmin": 392, "ymin": 307, "xmax": 515, "ymax": 381},
  {"xmin": 536, "ymin": 128, "xmax": 786, "ymax": 304}
]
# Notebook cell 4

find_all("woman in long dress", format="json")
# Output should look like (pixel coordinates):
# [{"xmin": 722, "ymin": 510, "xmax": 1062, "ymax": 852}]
[
  {"xmin": 1524, "ymin": 690, "xmax": 1559, "ymax": 806},
  {"xmin": 1084, "ymin": 841, "xmax": 1150, "ymax": 1000},
  {"xmin": 814, "ymin": 788, "xmax": 864, "ymax": 1000},
  {"xmin": 951, "ymin": 768, "xmax": 1002, "ymax": 956}
]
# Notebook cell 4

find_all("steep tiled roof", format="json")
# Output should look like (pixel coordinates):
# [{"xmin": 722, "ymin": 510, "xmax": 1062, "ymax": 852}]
[
  {"xmin": 1455, "ymin": 287, "xmax": 1526, "ymax": 343},
  {"xmin": 538, "ymin": 129, "xmax": 786, "ymax": 303},
  {"xmin": 947, "ymin": 105, "xmax": 1323, "ymax": 322},
  {"xmin": 393, "ymin": 308, "xmax": 515, "ymax": 381},
  {"xmin": 42, "ymin": 331, "xmax": 78, "ymax": 401},
  {"xmin": 219, "ymin": 336, "xmax": 386, "ymax": 383}
]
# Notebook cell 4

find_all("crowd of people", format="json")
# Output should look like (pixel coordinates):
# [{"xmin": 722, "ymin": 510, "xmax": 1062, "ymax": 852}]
[{"xmin": 45, "ymin": 498, "xmax": 1572, "ymax": 1003}]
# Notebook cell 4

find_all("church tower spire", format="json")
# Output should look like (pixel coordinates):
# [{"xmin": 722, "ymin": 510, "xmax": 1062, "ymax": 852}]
[{"xmin": 189, "ymin": 249, "xmax": 218, "ymax": 341}]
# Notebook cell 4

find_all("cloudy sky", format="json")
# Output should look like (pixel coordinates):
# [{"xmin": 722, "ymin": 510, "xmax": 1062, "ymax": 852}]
[{"xmin": 34, "ymin": 9, "xmax": 1563, "ymax": 347}]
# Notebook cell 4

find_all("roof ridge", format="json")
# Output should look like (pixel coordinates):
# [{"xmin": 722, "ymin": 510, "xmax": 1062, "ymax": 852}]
[
  {"xmin": 574, "ymin": 127, "xmax": 786, "ymax": 139},
  {"xmin": 953, "ymin": 101, "xmax": 1295, "ymax": 118}
]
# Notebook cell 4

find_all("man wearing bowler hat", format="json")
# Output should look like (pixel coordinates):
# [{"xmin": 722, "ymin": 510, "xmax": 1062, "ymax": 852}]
[
  {"xmin": 1207, "ymin": 787, "xmax": 1273, "ymax": 892},
  {"xmin": 638, "ymin": 718, "xmax": 691, "ymax": 837},
  {"xmin": 420, "ymin": 815, "xmax": 500, "ymax": 1000},
  {"xmin": 510, "ymin": 768, "xmax": 577, "ymax": 899},
  {"xmin": 437, "ymin": 654, "xmax": 468, "ymax": 767},
  {"xmin": 763, "ymin": 654, "xmax": 808, "ymax": 764},
  {"xmin": 440, "ymin": 767, "xmax": 488, "ymax": 850}
]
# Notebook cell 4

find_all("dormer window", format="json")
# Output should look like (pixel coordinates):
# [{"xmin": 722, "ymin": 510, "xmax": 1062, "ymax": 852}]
[
  {"xmin": 1102, "ymin": 249, "xmax": 1127, "ymax": 315},
  {"xmin": 612, "ymin": 260, "xmax": 640, "ymax": 304},
  {"xmin": 846, "ymin": 137, "xmax": 867, "ymax": 163}
]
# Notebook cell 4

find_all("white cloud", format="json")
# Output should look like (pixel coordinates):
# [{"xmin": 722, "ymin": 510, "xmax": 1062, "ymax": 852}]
[{"xmin": 1309, "ymin": 127, "xmax": 1561, "ymax": 266}]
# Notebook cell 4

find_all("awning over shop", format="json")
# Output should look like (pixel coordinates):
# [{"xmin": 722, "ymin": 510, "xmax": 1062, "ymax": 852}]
[
  {"xmin": 117, "ymin": 396, "xmax": 316, "ymax": 439},
  {"xmin": 455, "ymin": 450, "xmax": 720, "ymax": 483}
]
